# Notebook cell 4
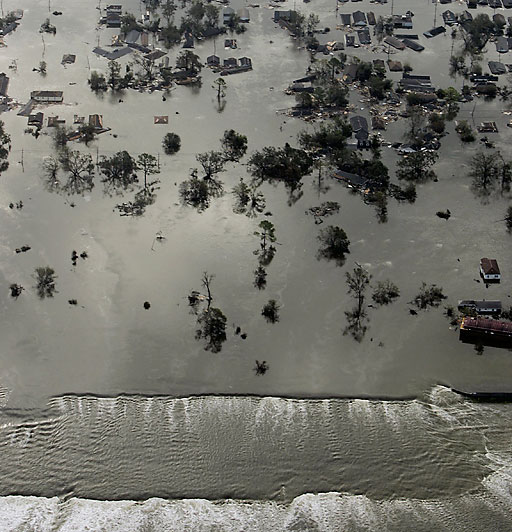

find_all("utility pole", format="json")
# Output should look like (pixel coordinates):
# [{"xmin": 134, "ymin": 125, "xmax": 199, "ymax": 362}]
[
  {"xmin": 433, "ymin": 0, "xmax": 437, "ymax": 27},
  {"xmin": 157, "ymin": 152, "xmax": 160, "ymax": 170},
  {"xmin": 21, "ymin": 149, "xmax": 24, "ymax": 172}
]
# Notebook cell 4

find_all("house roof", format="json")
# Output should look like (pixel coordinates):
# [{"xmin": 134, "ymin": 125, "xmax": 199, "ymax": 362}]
[
  {"xmin": 459, "ymin": 299, "xmax": 502, "ymax": 307},
  {"xmin": 0, "ymin": 73, "xmax": 9, "ymax": 97},
  {"xmin": 462, "ymin": 317, "xmax": 512, "ymax": 335},
  {"xmin": 332, "ymin": 170, "xmax": 368, "ymax": 187},
  {"xmin": 480, "ymin": 258, "xmax": 500, "ymax": 275},
  {"xmin": 488, "ymin": 61, "xmax": 506, "ymax": 75},
  {"xmin": 31, "ymin": 90, "xmax": 63, "ymax": 99},
  {"xmin": 384, "ymin": 35, "xmax": 405, "ymax": 50},
  {"xmin": 350, "ymin": 115, "xmax": 368, "ymax": 132},
  {"xmin": 402, "ymin": 38, "xmax": 424, "ymax": 51},
  {"xmin": 352, "ymin": 11, "xmax": 367, "ymax": 24},
  {"xmin": 124, "ymin": 29, "xmax": 141, "ymax": 43}
]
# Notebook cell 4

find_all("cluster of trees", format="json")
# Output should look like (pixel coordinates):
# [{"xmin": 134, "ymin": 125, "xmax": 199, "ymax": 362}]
[
  {"xmin": 180, "ymin": 130, "xmax": 248, "ymax": 211},
  {"xmin": 42, "ymin": 141, "xmax": 163, "ymax": 215},
  {"xmin": 468, "ymin": 150, "xmax": 511, "ymax": 197},
  {"xmin": 451, "ymin": 15, "xmax": 505, "ymax": 77},
  {"xmin": 343, "ymin": 265, "xmax": 400, "ymax": 341},
  {"xmin": 296, "ymin": 57, "xmax": 349, "ymax": 109},
  {"xmin": 353, "ymin": 61, "xmax": 393, "ymax": 101},
  {"xmin": 191, "ymin": 273, "xmax": 227, "ymax": 353},
  {"xmin": 0, "ymin": 121, "xmax": 11, "ymax": 174},
  {"xmin": 120, "ymin": 0, "xmax": 226, "ymax": 51},
  {"xmin": 248, "ymin": 143, "xmax": 314, "ymax": 205}
]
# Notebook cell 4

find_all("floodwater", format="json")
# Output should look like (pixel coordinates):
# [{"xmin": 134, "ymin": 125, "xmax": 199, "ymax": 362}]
[{"xmin": 0, "ymin": 0, "xmax": 512, "ymax": 529}]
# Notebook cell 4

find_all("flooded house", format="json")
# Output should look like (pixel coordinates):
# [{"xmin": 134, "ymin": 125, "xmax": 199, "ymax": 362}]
[
  {"xmin": 458, "ymin": 10, "xmax": 473, "ymax": 24},
  {"xmin": 30, "ymin": 91, "xmax": 63, "ymax": 103},
  {"xmin": 496, "ymin": 37, "xmax": 508, "ymax": 53},
  {"xmin": 223, "ymin": 57, "xmax": 237, "ymax": 68},
  {"xmin": 47, "ymin": 116, "xmax": 65, "ymax": 127},
  {"xmin": 0, "ymin": 74, "xmax": 9, "ymax": 97},
  {"xmin": 342, "ymin": 62, "xmax": 358, "ymax": 82},
  {"xmin": 371, "ymin": 116, "xmax": 386, "ymax": 130},
  {"xmin": 332, "ymin": 170, "xmax": 369, "ymax": 189},
  {"xmin": 89, "ymin": 114, "xmax": 104, "ymax": 129},
  {"xmin": 402, "ymin": 38, "xmax": 424, "ymax": 52},
  {"xmin": 488, "ymin": 61, "xmax": 506, "ymax": 75},
  {"xmin": 223, "ymin": 7, "xmax": 235, "ymax": 24},
  {"xmin": 493, "ymin": 13, "xmax": 506, "ymax": 26},
  {"xmin": 237, "ymin": 8, "xmax": 250, "ymax": 22},
  {"xmin": 345, "ymin": 34, "xmax": 357, "ymax": 47},
  {"xmin": 27, "ymin": 112, "xmax": 43, "ymax": 128},
  {"xmin": 357, "ymin": 28, "xmax": 371, "ymax": 44},
  {"xmin": 387, "ymin": 60, "xmax": 403, "ymax": 72},
  {"xmin": 442, "ymin": 10, "xmax": 457, "ymax": 25},
  {"xmin": 352, "ymin": 11, "xmax": 367, "ymax": 26},
  {"xmin": 350, "ymin": 115, "xmax": 369, "ymax": 147},
  {"xmin": 239, "ymin": 57, "xmax": 252, "ymax": 69},
  {"xmin": 480, "ymin": 258, "xmax": 501, "ymax": 281},
  {"xmin": 457, "ymin": 300, "xmax": 502, "ymax": 315},
  {"xmin": 393, "ymin": 15, "xmax": 413, "ymax": 29},
  {"xmin": 274, "ymin": 10, "xmax": 297, "ymax": 21},
  {"xmin": 385, "ymin": 35, "xmax": 405, "ymax": 50},
  {"xmin": 340, "ymin": 14, "xmax": 352, "ymax": 26},
  {"xmin": 399, "ymin": 73, "xmax": 434, "ymax": 93},
  {"xmin": 207, "ymin": 55, "xmax": 220, "ymax": 67},
  {"xmin": 423, "ymin": 26, "xmax": 446, "ymax": 38}
]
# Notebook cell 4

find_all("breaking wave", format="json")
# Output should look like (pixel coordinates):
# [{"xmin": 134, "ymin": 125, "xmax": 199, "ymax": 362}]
[{"xmin": 1, "ymin": 386, "xmax": 512, "ymax": 531}]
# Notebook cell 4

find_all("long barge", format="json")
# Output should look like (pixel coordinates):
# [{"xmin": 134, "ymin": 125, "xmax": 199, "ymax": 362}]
[{"xmin": 459, "ymin": 316, "xmax": 512, "ymax": 347}]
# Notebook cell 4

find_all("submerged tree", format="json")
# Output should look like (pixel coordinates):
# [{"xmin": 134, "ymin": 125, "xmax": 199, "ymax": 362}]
[
  {"xmin": 9, "ymin": 283, "xmax": 24, "ymax": 299},
  {"xmin": 505, "ymin": 206, "xmax": 512, "ymax": 232},
  {"xmin": 254, "ymin": 220, "xmax": 277, "ymax": 266},
  {"xmin": 176, "ymin": 50, "xmax": 202, "ymax": 75},
  {"xmin": 89, "ymin": 71, "xmax": 108, "ymax": 92},
  {"xmin": 162, "ymin": 132, "xmax": 181, "ymax": 155},
  {"xmin": 344, "ymin": 264, "xmax": 371, "ymax": 342},
  {"xmin": 468, "ymin": 150, "xmax": 499, "ymax": 197},
  {"xmin": 232, "ymin": 179, "xmax": 265, "ymax": 217},
  {"xmin": 317, "ymin": 226, "xmax": 350, "ymax": 266},
  {"xmin": 248, "ymin": 144, "xmax": 313, "ymax": 205},
  {"xmin": 0, "ymin": 120, "xmax": 11, "ymax": 174},
  {"xmin": 254, "ymin": 360, "xmax": 269, "ymax": 375},
  {"xmin": 59, "ymin": 149, "xmax": 95, "ymax": 194},
  {"xmin": 221, "ymin": 129, "xmax": 247, "ymax": 162},
  {"xmin": 213, "ymin": 77, "xmax": 227, "ymax": 100},
  {"xmin": 99, "ymin": 151, "xmax": 138, "ymax": 193},
  {"xmin": 372, "ymin": 280, "xmax": 400, "ymax": 306},
  {"xmin": 193, "ymin": 273, "xmax": 227, "ymax": 352},
  {"xmin": 253, "ymin": 265, "xmax": 267, "ymax": 290},
  {"xmin": 137, "ymin": 153, "xmax": 160, "ymax": 189},
  {"xmin": 196, "ymin": 151, "xmax": 226, "ymax": 180},
  {"xmin": 397, "ymin": 151, "xmax": 438, "ymax": 183},
  {"xmin": 33, "ymin": 266, "xmax": 57, "ymax": 299},
  {"xmin": 411, "ymin": 282, "xmax": 447, "ymax": 310},
  {"xmin": 262, "ymin": 299, "xmax": 280, "ymax": 323}
]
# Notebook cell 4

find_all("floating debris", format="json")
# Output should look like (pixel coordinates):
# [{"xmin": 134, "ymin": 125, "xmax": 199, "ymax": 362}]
[
  {"xmin": 9, "ymin": 283, "xmax": 24, "ymax": 299},
  {"xmin": 143, "ymin": 301, "xmax": 151, "ymax": 310},
  {"xmin": 68, "ymin": 299, "xmax": 78, "ymax": 305},
  {"xmin": 436, "ymin": 209, "xmax": 451, "ymax": 220},
  {"xmin": 15, "ymin": 245, "xmax": 31, "ymax": 253}
]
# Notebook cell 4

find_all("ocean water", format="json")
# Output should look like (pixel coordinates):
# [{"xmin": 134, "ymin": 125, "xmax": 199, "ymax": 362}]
[{"xmin": 1, "ymin": 387, "xmax": 512, "ymax": 531}]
